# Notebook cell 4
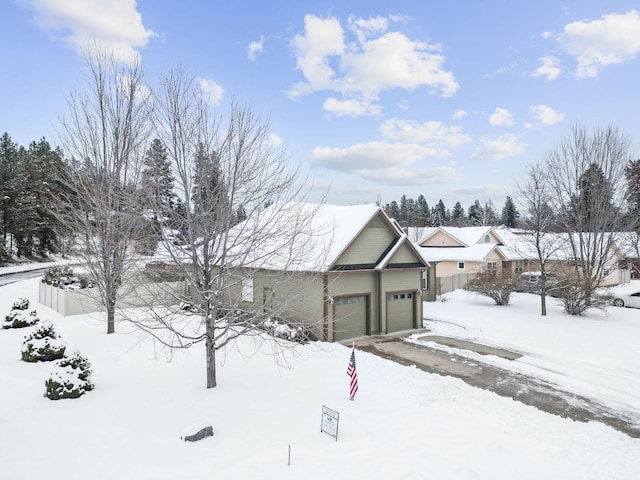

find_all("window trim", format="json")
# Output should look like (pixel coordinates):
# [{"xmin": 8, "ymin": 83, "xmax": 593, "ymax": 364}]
[{"xmin": 241, "ymin": 277, "xmax": 254, "ymax": 303}]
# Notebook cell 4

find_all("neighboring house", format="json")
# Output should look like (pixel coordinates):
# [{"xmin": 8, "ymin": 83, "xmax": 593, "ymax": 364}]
[
  {"xmin": 493, "ymin": 228, "xmax": 631, "ymax": 287},
  {"xmin": 224, "ymin": 203, "xmax": 433, "ymax": 342},
  {"xmin": 409, "ymin": 226, "xmax": 508, "ymax": 293},
  {"xmin": 409, "ymin": 225, "xmax": 630, "ymax": 294},
  {"xmin": 612, "ymin": 232, "xmax": 640, "ymax": 279}
]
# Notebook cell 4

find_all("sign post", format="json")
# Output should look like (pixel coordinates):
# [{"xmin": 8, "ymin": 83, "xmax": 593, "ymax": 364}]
[{"xmin": 320, "ymin": 405, "xmax": 339, "ymax": 441}]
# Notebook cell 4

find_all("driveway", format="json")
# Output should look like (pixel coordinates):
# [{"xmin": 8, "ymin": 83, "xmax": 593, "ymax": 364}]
[{"xmin": 345, "ymin": 330, "xmax": 640, "ymax": 439}]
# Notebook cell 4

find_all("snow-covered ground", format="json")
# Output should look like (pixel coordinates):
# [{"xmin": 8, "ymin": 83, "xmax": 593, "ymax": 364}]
[
  {"xmin": 1, "ymin": 277, "xmax": 639, "ymax": 480},
  {"xmin": 421, "ymin": 285, "xmax": 640, "ymax": 421}
]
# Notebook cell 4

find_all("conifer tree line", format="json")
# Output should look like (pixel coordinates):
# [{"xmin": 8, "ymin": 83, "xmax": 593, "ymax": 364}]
[
  {"xmin": 384, "ymin": 194, "xmax": 520, "ymax": 229},
  {"xmin": 0, "ymin": 131, "xmax": 192, "ymax": 265}
]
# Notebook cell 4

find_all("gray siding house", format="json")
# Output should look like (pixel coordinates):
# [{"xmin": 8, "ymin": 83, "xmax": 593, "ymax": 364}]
[{"xmin": 224, "ymin": 203, "xmax": 433, "ymax": 342}]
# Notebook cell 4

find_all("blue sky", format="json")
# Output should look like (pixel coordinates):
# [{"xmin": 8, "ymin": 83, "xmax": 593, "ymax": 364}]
[{"xmin": 3, "ymin": 1, "xmax": 640, "ymax": 208}]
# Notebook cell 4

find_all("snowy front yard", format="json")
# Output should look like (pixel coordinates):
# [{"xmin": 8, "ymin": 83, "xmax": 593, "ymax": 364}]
[
  {"xmin": 0, "ymin": 278, "xmax": 639, "ymax": 480},
  {"xmin": 422, "ymin": 285, "xmax": 640, "ymax": 420}
]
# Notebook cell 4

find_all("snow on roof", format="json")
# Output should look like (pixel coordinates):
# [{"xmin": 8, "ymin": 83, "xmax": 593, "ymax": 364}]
[
  {"xmin": 417, "ymin": 243, "xmax": 501, "ymax": 263},
  {"xmin": 225, "ymin": 202, "xmax": 385, "ymax": 272},
  {"xmin": 418, "ymin": 226, "xmax": 497, "ymax": 246}
]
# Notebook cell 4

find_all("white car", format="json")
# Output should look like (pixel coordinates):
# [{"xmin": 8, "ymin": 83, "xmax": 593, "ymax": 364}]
[{"xmin": 612, "ymin": 291, "xmax": 640, "ymax": 308}]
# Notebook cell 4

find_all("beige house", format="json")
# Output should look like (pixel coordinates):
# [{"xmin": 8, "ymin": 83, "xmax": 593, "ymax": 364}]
[
  {"xmin": 224, "ymin": 204, "xmax": 434, "ymax": 342},
  {"xmin": 411, "ymin": 226, "xmax": 508, "ymax": 293}
]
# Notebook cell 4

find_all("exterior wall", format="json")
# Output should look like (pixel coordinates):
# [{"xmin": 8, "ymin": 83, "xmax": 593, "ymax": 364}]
[
  {"xmin": 335, "ymin": 215, "xmax": 397, "ymax": 265},
  {"xmin": 390, "ymin": 242, "xmax": 422, "ymax": 263},
  {"xmin": 421, "ymin": 230, "xmax": 462, "ymax": 247},
  {"xmin": 39, "ymin": 281, "xmax": 186, "ymax": 316},
  {"xmin": 435, "ymin": 260, "xmax": 482, "ymax": 276}
]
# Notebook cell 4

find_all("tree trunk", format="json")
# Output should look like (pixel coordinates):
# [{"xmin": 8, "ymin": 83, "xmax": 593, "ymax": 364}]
[
  {"xmin": 540, "ymin": 293, "xmax": 547, "ymax": 316},
  {"xmin": 107, "ymin": 302, "xmax": 115, "ymax": 334},
  {"xmin": 206, "ymin": 332, "xmax": 216, "ymax": 388}
]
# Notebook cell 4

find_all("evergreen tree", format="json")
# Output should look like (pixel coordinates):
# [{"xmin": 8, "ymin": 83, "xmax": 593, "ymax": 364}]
[
  {"xmin": 399, "ymin": 195, "xmax": 409, "ymax": 227},
  {"xmin": 483, "ymin": 199, "xmax": 499, "ymax": 226},
  {"xmin": 431, "ymin": 199, "xmax": 448, "ymax": 227},
  {"xmin": 25, "ymin": 139, "xmax": 65, "ymax": 256},
  {"xmin": 624, "ymin": 159, "xmax": 640, "ymax": 232},
  {"xmin": 415, "ymin": 194, "xmax": 430, "ymax": 227},
  {"xmin": 568, "ymin": 163, "xmax": 615, "ymax": 232},
  {"xmin": 141, "ymin": 138, "xmax": 176, "ymax": 217},
  {"xmin": 500, "ymin": 196, "xmax": 520, "ymax": 228},
  {"xmin": 450, "ymin": 201, "xmax": 467, "ymax": 227},
  {"xmin": 468, "ymin": 200, "xmax": 483, "ymax": 226},
  {"xmin": 0, "ymin": 133, "xmax": 20, "ymax": 254},
  {"xmin": 387, "ymin": 200, "xmax": 400, "ymax": 221}
]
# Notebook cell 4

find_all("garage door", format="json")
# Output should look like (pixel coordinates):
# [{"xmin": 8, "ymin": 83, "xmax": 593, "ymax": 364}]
[
  {"xmin": 333, "ymin": 295, "xmax": 367, "ymax": 341},
  {"xmin": 386, "ymin": 291, "xmax": 415, "ymax": 333}
]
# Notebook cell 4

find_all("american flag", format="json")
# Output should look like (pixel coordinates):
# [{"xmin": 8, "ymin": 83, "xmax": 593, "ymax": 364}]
[{"xmin": 347, "ymin": 346, "xmax": 359, "ymax": 400}]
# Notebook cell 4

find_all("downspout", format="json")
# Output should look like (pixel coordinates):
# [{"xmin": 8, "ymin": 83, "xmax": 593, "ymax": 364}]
[
  {"xmin": 322, "ymin": 273, "xmax": 329, "ymax": 341},
  {"xmin": 377, "ymin": 269, "xmax": 383, "ymax": 334}
]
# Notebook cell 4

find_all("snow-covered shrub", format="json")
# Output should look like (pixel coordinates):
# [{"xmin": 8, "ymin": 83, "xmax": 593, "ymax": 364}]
[
  {"xmin": 45, "ymin": 351, "xmax": 94, "ymax": 400},
  {"xmin": 21, "ymin": 322, "xmax": 66, "ymax": 362},
  {"xmin": 12, "ymin": 298, "xmax": 30, "ymax": 310},
  {"xmin": 464, "ymin": 271, "xmax": 517, "ymax": 306},
  {"xmin": 3, "ymin": 298, "xmax": 39, "ymax": 329},
  {"xmin": 263, "ymin": 318, "xmax": 317, "ymax": 343},
  {"xmin": 42, "ymin": 266, "xmax": 93, "ymax": 290}
]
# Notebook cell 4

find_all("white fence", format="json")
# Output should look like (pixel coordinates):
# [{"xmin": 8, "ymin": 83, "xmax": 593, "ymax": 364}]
[{"xmin": 39, "ymin": 280, "xmax": 186, "ymax": 316}]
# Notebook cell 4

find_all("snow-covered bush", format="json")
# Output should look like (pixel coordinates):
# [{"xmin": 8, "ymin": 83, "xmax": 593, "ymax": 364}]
[
  {"xmin": 42, "ymin": 266, "xmax": 94, "ymax": 290},
  {"xmin": 3, "ymin": 298, "xmax": 40, "ymax": 329},
  {"xmin": 21, "ymin": 322, "xmax": 66, "ymax": 362},
  {"xmin": 464, "ymin": 271, "xmax": 517, "ymax": 306},
  {"xmin": 12, "ymin": 298, "xmax": 30, "ymax": 310},
  {"xmin": 263, "ymin": 318, "xmax": 316, "ymax": 343},
  {"xmin": 45, "ymin": 350, "xmax": 94, "ymax": 400}
]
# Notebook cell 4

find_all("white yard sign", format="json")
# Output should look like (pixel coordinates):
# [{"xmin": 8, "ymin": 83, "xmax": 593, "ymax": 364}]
[{"xmin": 320, "ymin": 405, "xmax": 339, "ymax": 441}]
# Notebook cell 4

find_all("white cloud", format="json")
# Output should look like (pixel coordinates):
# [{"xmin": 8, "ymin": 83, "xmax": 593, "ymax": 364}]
[
  {"xmin": 289, "ymin": 15, "xmax": 345, "ymax": 97},
  {"xmin": 289, "ymin": 14, "xmax": 458, "ymax": 115},
  {"xmin": 323, "ymin": 97, "xmax": 382, "ymax": 117},
  {"xmin": 309, "ymin": 141, "xmax": 460, "ymax": 185},
  {"xmin": 557, "ymin": 9, "xmax": 640, "ymax": 77},
  {"xmin": 529, "ymin": 104, "xmax": 565, "ymax": 125},
  {"xmin": 380, "ymin": 119, "xmax": 471, "ymax": 148},
  {"xmin": 310, "ymin": 141, "xmax": 437, "ymax": 170},
  {"xmin": 471, "ymin": 134, "xmax": 526, "ymax": 160},
  {"xmin": 21, "ymin": 0, "xmax": 155, "ymax": 63},
  {"xmin": 452, "ymin": 109, "xmax": 468, "ymax": 120},
  {"xmin": 489, "ymin": 108, "xmax": 514, "ymax": 126},
  {"xmin": 198, "ymin": 78, "xmax": 224, "ymax": 105},
  {"xmin": 247, "ymin": 36, "xmax": 264, "ymax": 61},
  {"xmin": 347, "ymin": 15, "xmax": 389, "ymax": 43},
  {"xmin": 265, "ymin": 133, "xmax": 283, "ymax": 147},
  {"xmin": 355, "ymin": 166, "xmax": 461, "ymax": 185},
  {"xmin": 531, "ymin": 56, "xmax": 562, "ymax": 81}
]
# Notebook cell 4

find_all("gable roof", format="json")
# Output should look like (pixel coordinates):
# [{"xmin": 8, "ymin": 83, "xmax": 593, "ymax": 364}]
[
  {"xmin": 226, "ymin": 203, "xmax": 401, "ymax": 272},
  {"xmin": 417, "ymin": 226, "xmax": 504, "ymax": 247}
]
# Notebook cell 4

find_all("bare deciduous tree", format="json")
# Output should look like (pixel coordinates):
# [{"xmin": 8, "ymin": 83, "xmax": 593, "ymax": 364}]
[
  {"xmin": 58, "ymin": 47, "xmax": 150, "ymax": 334},
  {"xmin": 131, "ymin": 69, "xmax": 324, "ymax": 388},
  {"xmin": 545, "ymin": 125, "xmax": 630, "ymax": 307},
  {"xmin": 516, "ymin": 163, "xmax": 567, "ymax": 315}
]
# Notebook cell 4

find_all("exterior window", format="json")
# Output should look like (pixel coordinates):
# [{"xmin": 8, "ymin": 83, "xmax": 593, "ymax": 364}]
[
  {"xmin": 484, "ymin": 234, "xmax": 491, "ymax": 243},
  {"xmin": 393, "ymin": 294, "xmax": 399, "ymax": 300},
  {"xmin": 458, "ymin": 262, "xmax": 465, "ymax": 270},
  {"xmin": 407, "ymin": 293, "xmax": 412, "ymax": 299},
  {"xmin": 241, "ymin": 278, "xmax": 254, "ymax": 302},
  {"xmin": 514, "ymin": 261, "xmax": 524, "ymax": 274},
  {"xmin": 603, "ymin": 265, "xmax": 611, "ymax": 276},
  {"xmin": 487, "ymin": 262, "xmax": 498, "ymax": 273}
]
